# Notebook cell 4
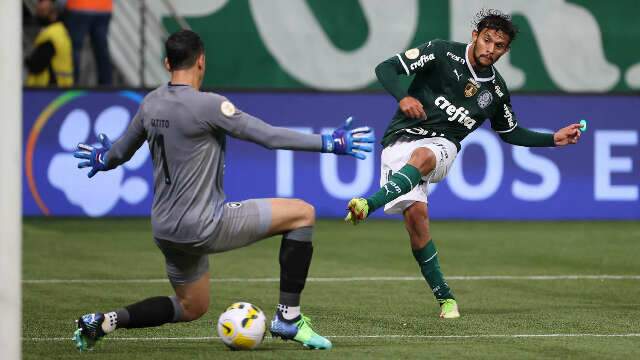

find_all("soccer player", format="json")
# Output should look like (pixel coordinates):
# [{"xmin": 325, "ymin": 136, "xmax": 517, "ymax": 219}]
[
  {"xmin": 71, "ymin": 30, "xmax": 374, "ymax": 351},
  {"xmin": 345, "ymin": 10, "xmax": 581, "ymax": 319}
]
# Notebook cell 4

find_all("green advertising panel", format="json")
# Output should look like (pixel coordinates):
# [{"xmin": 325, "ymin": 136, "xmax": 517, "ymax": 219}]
[{"xmin": 164, "ymin": 0, "xmax": 640, "ymax": 92}]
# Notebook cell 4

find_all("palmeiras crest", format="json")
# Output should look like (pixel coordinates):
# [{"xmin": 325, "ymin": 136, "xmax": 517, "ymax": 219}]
[{"xmin": 477, "ymin": 90, "xmax": 493, "ymax": 109}]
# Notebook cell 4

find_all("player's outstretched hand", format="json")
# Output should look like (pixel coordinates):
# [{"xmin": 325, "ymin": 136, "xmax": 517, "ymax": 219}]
[
  {"xmin": 322, "ymin": 117, "xmax": 375, "ymax": 160},
  {"xmin": 553, "ymin": 123, "xmax": 582, "ymax": 146},
  {"xmin": 73, "ymin": 133, "xmax": 111, "ymax": 178}
]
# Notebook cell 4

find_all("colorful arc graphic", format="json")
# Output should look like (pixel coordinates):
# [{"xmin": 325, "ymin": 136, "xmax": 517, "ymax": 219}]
[
  {"xmin": 26, "ymin": 90, "xmax": 143, "ymax": 215},
  {"xmin": 26, "ymin": 91, "xmax": 87, "ymax": 215},
  {"xmin": 26, "ymin": 90, "xmax": 144, "ymax": 215}
]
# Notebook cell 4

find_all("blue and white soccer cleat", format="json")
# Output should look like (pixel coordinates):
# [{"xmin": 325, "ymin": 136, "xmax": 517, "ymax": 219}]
[
  {"xmin": 72, "ymin": 312, "xmax": 106, "ymax": 351},
  {"xmin": 270, "ymin": 311, "xmax": 332, "ymax": 350}
]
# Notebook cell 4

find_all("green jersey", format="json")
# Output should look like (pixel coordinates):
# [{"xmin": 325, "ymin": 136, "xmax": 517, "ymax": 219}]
[{"xmin": 379, "ymin": 39, "xmax": 518, "ymax": 150}]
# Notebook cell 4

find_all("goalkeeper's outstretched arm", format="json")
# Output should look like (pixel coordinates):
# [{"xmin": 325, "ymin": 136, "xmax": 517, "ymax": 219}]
[
  {"xmin": 103, "ymin": 111, "xmax": 146, "ymax": 169},
  {"xmin": 204, "ymin": 95, "xmax": 375, "ymax": 159},
  {"xmin": 73, "ymin": 109, "xmax": 146, "ymax": 178}
]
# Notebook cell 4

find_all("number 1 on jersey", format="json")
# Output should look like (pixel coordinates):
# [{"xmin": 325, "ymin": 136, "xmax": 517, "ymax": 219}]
[{"xmin": 154, "ymin": 134, "xmax": 171, "ymax": 184}]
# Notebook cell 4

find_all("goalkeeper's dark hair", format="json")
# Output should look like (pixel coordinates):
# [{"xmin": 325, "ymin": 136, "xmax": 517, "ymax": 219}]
[
  {"xmin": 165, "ymin": 30, "xmax": 204, "ymax": 71},
  {"xmin": 474, "ymin": 9, "xmax": 519, "ymax": 44}
]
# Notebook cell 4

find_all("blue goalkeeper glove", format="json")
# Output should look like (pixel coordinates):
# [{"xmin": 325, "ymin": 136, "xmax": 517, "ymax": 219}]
[
  {"xmin": 73, "ymin": 133, "xmax": 111, "ymax": 178},
  {"xmin": 321, "ymin": 117, "xmax": 375, "ymax": 160}
]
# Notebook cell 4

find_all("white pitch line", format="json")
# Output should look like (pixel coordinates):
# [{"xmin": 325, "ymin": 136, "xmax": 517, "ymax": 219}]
[
  {"xmin": 23, "ymin": 333, "xmax": 640, "ymax": 342},
  {"xmin": 22, "ymin": 275, "xmax": 640, "ymax": 284}
]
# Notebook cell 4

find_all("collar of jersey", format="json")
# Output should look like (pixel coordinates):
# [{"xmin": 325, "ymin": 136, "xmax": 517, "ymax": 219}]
[{"xmin": 465, "ymin": 43, "xmax": 495, "ymax": 83}]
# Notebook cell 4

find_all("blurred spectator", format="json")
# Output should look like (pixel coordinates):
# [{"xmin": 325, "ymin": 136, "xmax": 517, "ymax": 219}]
[
  {"xmin": 64, "ymin": 0, "xmax": 113, "ymax": 85},
  {"xmin": 25, "ymin": 0, "xmax": 74, "ymax": 87}
]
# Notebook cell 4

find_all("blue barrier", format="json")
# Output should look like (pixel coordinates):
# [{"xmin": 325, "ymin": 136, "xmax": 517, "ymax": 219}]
[{"xmin": 23, "ymin": 90, "xmax": 639, "ymax": 219}]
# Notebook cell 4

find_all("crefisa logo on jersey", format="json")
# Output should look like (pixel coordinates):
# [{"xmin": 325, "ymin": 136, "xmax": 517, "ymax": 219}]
[
  {"xmin": 25, "ymin": 90, "xmax": 153, "ymax": 217},
  {"xmin": 409, "ymin": 53, "xmax": 435, "ymax": 71},
  {"xmin": 434, "ymin": 96, "xmax": 477, "ymax": 129}
]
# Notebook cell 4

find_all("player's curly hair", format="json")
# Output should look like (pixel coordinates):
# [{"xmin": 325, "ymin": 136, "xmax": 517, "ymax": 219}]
[{"xmin": 473, "ymin": 9, "xmax": 519, "ymax": 43}]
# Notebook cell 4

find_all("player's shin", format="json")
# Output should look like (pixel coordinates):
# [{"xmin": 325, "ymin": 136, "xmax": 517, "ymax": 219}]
[
  {"xmin": 110, "ymin": 296, "xmax": 183, "ymax": 330},
  {"xmin": 412, "ymin": 240, "xmax": 454, "ymax": 301},
  {"xmin": 367, "ymin": 164, "xmax": 422, "ymax": 213},
  {"xmin": 272, "ymin": 228, "xmax": 331, "ymax": 349},
  {"xmin": 278, "ymin": 227, "xmax": 313, "ymax": 320}
]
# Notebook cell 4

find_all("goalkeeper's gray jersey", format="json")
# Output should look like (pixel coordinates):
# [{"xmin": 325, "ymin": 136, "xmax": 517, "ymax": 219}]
[{"xmin": 105, "ymin": 83, "xmax": 322, "ymax": 243}]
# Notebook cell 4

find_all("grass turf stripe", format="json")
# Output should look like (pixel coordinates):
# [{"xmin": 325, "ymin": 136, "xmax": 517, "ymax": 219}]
[
  {"xmin": 24, "ymin": 333, "xmax": 640, "ymax": 341},
  {"xmin": 22, "ymin": 275, "xmax": 640, "ymax": 284}
]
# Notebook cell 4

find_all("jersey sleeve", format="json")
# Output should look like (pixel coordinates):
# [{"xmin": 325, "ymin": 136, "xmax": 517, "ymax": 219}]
[
  {"xmin": 199, "ymin": 93, "xmax": 250, "ymax": 135},
  {"xmin": 393, "ymin": 39, "xmax": 442, "ymax": 76},
  {"xmin": 105, "ymin": 106, "xmax": 147, "ymax": 169},
  {"xmin": 200, "ymin": 93, "xmax": 322, "ymax": 151},
  {"xmin": 490, "ymin": 93, "xmax": 518, "ymax": 134}
]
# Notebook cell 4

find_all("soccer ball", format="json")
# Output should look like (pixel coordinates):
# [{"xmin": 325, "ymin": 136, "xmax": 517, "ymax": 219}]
[{"xmin": 217, "ymin": 302, "xmax": 267, "ymax": 350}]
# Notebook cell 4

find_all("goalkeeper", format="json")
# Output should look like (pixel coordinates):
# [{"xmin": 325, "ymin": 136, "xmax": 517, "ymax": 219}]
[{"xmin": 71, "ymin": 30, "xmax": 374, "ymax": 351}]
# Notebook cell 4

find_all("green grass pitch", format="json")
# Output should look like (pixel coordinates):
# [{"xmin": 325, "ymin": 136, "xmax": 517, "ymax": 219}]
[{"xmin": 23, "ymin": 218, "xmax": 640, "ymax": 359}]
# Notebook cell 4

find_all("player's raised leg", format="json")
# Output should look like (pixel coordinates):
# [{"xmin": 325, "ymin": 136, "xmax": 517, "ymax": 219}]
[
  {"xmin": 346, "ymin": 146, "xmax": 435, "ymax": 224},
  {"xmin": 266, "ymin": 198, "xmax": 332, "ymax": 350},
  {"xmin": 403, "ymin": 202, "xmax": 459, "ymax": 319}
]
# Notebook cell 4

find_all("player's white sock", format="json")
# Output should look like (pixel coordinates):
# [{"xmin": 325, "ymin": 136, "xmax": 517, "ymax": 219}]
[
  {"xmin": 277, "ymin": 304, "xmax": 300, "ymax": 321},
  {"xmin": 101, "ymin": 312, "xmax": 118, "ymax": 333}
]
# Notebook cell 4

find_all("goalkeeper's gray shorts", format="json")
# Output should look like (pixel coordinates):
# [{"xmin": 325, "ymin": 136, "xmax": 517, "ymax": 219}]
[{"xmin": 154, "ymin": 199, "xmax": 272, "ymax": 285}]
